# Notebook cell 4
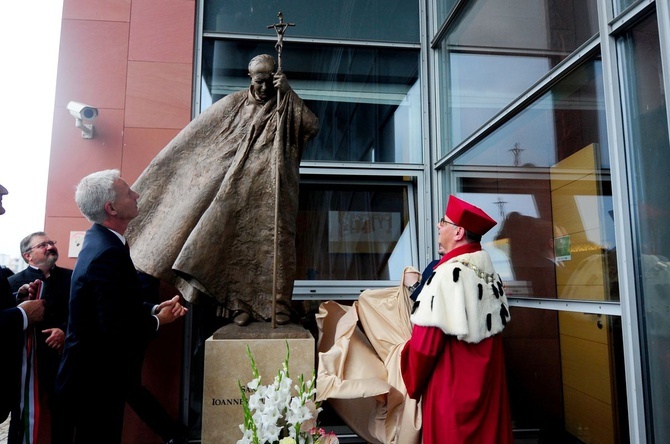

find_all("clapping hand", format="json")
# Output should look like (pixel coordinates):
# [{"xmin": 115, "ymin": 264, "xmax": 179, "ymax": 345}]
[{"xmin": 156, "ymin": 295, "xmax": 188, "ymax": 326}]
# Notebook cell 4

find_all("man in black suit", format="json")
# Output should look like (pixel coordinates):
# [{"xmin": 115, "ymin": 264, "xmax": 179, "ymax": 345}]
[
  {"xmin": 0, "ymin": 265, "xmax": 13, "ymax": 279},
  {"xmin": 8, "ymin": 231, "xmax": 72, "ymax": 443},
  {"xmin": 55, "ymin": 170, "xmax": 187, "ymax": 444},
  {"xmin": 0, "ymin": 183, "xmax": 45, "ymax": 423}
]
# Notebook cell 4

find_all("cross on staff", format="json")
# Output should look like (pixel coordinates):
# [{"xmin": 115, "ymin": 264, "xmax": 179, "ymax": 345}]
[
  {"xmin": 267, "ymin": 12, "xmax": 295, "ymax": 72},
  {"xmin": 267, "ymin": 12, "xmax": 295, "ymax": 328}
]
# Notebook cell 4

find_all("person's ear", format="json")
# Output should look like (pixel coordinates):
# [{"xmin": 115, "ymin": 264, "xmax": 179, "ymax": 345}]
[
  {"xmin": 455, "ymin": 226, "xmax": 466, "ymax": 241},
  {"xmin": 104, "ymin": 200, "xmax": 117, "ymax": 216}
]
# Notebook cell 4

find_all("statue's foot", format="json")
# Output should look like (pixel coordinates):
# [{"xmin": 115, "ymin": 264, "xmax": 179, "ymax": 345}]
[
  {"xmin": 275, "ymin": 313, "xmax": 290, "ymax": 325},
  {"xmin": 233, "ymin": 311, "xmax": 252, "ymax": 326}
]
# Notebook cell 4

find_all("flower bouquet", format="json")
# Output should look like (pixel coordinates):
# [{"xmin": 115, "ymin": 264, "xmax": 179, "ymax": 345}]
[{"xmin": 237, "ymin": 343, "xmax": 339, "ymax": 444}]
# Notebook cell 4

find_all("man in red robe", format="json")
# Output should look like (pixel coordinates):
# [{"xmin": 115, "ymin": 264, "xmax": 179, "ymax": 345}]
[{"xmin": 401, "ymin": 195, "xmax": 513, "ymax": 443}]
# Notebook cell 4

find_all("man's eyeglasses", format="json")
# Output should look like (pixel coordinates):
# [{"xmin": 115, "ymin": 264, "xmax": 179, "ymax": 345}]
[
  {"xmin": 26, "ymin": 240, "xmax": 57, "ymax": 252},
  {"xmin": 439, "ymin": 217, "xmax": 459, "ymax": 228}
]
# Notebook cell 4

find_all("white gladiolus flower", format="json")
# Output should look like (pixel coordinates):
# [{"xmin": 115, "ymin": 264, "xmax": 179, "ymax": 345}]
[
  {"xmin": 248, "ymin": 377, "xmax": 261, "ymax": 390},
  {"xmin": 237, "ymin": 343, "xmax": 334, "ymax": 444}
]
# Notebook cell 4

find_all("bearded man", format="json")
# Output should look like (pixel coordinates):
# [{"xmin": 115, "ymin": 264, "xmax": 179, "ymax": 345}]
[{"xmin": 6, "ymin": 233, "xmax": 71, "ymax": 443}]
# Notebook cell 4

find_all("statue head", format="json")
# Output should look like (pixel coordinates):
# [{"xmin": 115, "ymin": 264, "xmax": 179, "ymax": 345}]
[{"xmin": 248, "ymin": 54, "xmax": 277, "ymax": 103}]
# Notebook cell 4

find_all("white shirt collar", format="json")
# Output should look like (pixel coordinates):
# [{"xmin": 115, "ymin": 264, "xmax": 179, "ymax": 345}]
[{"xmin": 105, "ymin": 227, "xmax": 127, "ymax": 245}]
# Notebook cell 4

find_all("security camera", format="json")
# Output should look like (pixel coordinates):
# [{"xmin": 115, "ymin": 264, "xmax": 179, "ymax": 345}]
[
  {"xmin": 67, "ymin": 101, "xmax": 98, "ymax": 121},
  {"xmin": 67, "ymin": 101, "xmax": 98, "ymax": 139}
]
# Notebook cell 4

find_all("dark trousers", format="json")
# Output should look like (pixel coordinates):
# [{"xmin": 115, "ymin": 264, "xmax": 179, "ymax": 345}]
[
  {"xmin": 73, "ymin": 387, "xmax": 126, "ymax": 444},
  {"xmin": 57, "ymin": 384, "xmax": 182, "ymax": 444},
  {"xmin": 127, "ymin": 384, "xmax": 183, "ymax": 441}
]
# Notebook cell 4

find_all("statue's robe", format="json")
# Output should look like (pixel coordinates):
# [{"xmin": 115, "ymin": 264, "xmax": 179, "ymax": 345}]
[{"xmin": 125, "ymin": 87, "xmax": 319, "ymax": 320}]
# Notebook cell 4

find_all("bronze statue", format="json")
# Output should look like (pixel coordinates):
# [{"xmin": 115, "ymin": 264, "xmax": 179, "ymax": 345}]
[{"xmin": 125, "ymin": 52, "xmax": 319, "ymax": 327}]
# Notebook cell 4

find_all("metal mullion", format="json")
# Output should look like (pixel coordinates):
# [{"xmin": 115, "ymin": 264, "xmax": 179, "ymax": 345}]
[
  {"xmin": 192, "ymin": 1, "xmax": 205, "ymax": 116},
  {"xmin": 609, "ymin": 0, "xmax": 655, "ymax": 33},
  {"xmin": 430, "ymin": 0, "xmax": 469, "ymax": 49},
  {"xmin": 657, "ymin": 0, "xmax": 670, "ymax": 133},
  {"xmin": 419, "ymin": 0, "xmax": 437, "ymax": 270},
  {"xmin": 598, "ymin": 0, "xmax": 647, "ymax": 441},
  {"xmin": 201, "ymin": 32, "xmax": 421, "ymax": 49},
  {"xmin": 508, "ymin": 298, "xmax": 622, "ymax": 316}
]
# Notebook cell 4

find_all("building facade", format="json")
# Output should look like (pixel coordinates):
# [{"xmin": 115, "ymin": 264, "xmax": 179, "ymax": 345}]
[{"xmin": 46, "ymin": 0, "xmax": 669, "ymax": 442}]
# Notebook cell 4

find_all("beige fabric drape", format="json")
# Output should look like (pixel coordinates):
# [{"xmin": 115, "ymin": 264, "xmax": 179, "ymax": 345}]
[{"xmin": 316, "ymin": 266, "xmax": 422, "ymax": 444}]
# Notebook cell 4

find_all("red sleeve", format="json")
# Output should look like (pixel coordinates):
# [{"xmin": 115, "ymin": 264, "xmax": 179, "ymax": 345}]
[{"xmin": 400, "ymin": 324, "xmax": 446, "ymax": 400}]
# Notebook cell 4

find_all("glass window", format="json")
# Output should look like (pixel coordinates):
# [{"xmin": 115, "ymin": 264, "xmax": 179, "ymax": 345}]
[
  {"xmin": 435, "ymin": 0, "xmax": 459, "ymax": 25},
  {"xmin": 201, "ymin": 39, "xmax": 422, "ymax": 163},
  {"xmin": 450, "ymin": 57, "xmax": 619, "ymax": 302},
  {"xmin": 504, "ymin": 308, "xmax": 629, "ymax": 441},
  {"xmin": 295, "ymin": 178, "xmax": 415, "ymax": 282},
  {"xmin": 204, "ymin": 0, "xmax": 419, "ymax": 43},
  {"xmin": 438, "ymin": 0, "xmax": 598, "ymax": 152},
  {"xmin": 613, "ymin": 0, "xmax": 640, "ymax": 17},
  {"xmin": 618, "ymin": 12, "xmax": 670, "ymax": 443}
]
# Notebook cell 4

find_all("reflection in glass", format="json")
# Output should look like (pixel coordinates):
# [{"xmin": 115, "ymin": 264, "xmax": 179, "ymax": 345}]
[
  {"xmin": 295, "ymin": 181, "xmax": 411, "ymax": 281},
  {"xmin": 201, "ymin": 40, "xmax": 422, "ymax": 163},
  {"xmin": 438, "ymin": 0, "xmax": 598, "ymax": 152},
  {"xmin": 204, "ymin": 0, "xmax": 419, "ymax": 43},
  {"xmin": 451, "ymin": 57, "xmax": 619, "ymax": 302},
  {"xmin": 504, "ymin": 308, "xmax": 628, "ymax": 442},
  {"xmin": 619, "ymin": 13, "xmax": 670, "ymax": 443}
]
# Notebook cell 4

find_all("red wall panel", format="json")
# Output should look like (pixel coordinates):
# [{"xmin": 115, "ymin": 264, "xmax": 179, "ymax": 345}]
[{"xmin": 46, "ymin": 0, "xmax": 196, "ymax": 441}]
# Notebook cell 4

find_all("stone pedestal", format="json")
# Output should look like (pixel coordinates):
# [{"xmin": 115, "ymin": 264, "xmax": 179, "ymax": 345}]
[{"xmin": 201, "ymin": 323, "xmax": 315, "ymax": 444}]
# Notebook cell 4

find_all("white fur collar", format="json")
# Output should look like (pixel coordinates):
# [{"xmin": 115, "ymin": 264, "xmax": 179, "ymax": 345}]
[{"xmin": 410, "ymin": 250, "xmax": 510, "ymax": 343}]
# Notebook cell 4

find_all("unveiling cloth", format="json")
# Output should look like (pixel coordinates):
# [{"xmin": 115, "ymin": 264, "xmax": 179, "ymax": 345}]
[
  {"xmin": 315, "ymin": 267, "xmax": 421, "ymax": 444},
  {"xmin": 401, "ymin": 243, "xmax": 513, "ymax": 444},
  {"xmin": 125, "ymin": 87, "xmax": 318, "ymax": 320}
]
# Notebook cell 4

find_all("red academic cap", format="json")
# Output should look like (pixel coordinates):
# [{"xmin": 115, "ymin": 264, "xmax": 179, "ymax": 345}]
[{"xmin": 445, "ymin": 195, "xmax": 497, "ymax": 235}]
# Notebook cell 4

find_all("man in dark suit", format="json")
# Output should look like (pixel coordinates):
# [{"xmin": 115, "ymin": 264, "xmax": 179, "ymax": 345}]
[
  {"xmin": 0, "ymin": 265, "xmax": 13, "ymax": 279},
  {"xmin": 0, "ymin": 183, "xmax": 45, "ymax": 423},
  {"xmin": 55, "ymin": 170, "xmax": 187, "ymax": 444},
  {"xmin": 8, "ymin": 231, "xmax": 72, "ymax": 443}
]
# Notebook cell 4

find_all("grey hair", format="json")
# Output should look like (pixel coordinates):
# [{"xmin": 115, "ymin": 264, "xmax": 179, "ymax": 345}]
[
  {"xmin": 75, "ymin": 169, "xmax": 120, "ymax": 224},
  {"xmin": 19, "ymin": 231, "xmax": 48, "ymax": 261},
  {"xmin": 248, "ymin": 54, "xmax": 276, "ymax": 74}
]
